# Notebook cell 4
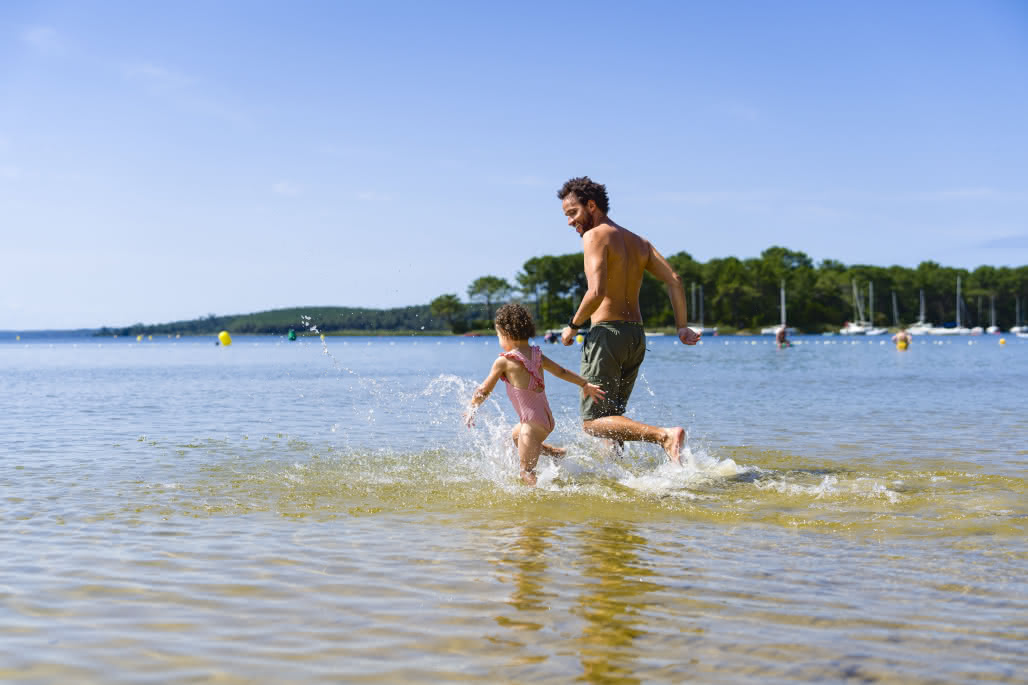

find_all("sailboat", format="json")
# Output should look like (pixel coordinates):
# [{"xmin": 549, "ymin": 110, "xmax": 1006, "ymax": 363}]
[
  {"xmin": 865, "ymin": 282, "xmax": 888, "ymax": 335},
  {"xmin": 986, "ymin": 295, "xmax": 1000, "ymax": 334},
  {"xmin": 907, "ymin": 289, "xmax": 934, "ymax": 335},
  {"xmin": 929, "ymin": 276, "xmax": 971, "ymax": 335},
  {"xmin": 840, "ymin": 280, "xmax": 869, "ymax": 335},
  {"xmin": 687, "ymin": 283, "xmax": 718, "ymax": 335},
  {"xmin": 760, "ymin": 281, "xmax": 796, "ymax": 335},
  {"xmin": 1011, "ymin": 296, "xmax": 1027, "ymax": 335}
]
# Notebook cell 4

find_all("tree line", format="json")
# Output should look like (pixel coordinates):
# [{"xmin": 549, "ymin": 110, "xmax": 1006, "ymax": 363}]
[
  {"xmin": 96, "ymin": 246, "xmax": 1028, "ymax": 337},
  {"xmin": 435, "ymin": 247, "xmax": 1028, "ymax": 333}
]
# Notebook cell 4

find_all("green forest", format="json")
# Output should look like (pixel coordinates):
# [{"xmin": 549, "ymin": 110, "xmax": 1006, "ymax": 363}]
[{"xmin": 99, "ymin": 246, "xmax": 1028, "ymax": 336}]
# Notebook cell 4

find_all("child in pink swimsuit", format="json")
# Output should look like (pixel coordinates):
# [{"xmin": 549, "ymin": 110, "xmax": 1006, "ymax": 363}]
[{"xmin": 465, "ymin": 303, "xmax": 605, "ymax": 485}]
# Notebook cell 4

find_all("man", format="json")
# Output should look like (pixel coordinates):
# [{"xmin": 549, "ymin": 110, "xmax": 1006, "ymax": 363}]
[{"xmin": 558, "ymin": 176, "xmax": 701, "ymax": 464}]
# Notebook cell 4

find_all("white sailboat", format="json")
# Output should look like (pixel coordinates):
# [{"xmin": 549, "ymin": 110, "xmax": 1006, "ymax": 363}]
[
  {"xmin": 986, "ymin": 295, "xmax": 1000, "ymax": 334},
  {"xmin": 760, "ymin": 281, "xmax": 796, "ymax": 335},
  {"xmin": 687, "ymin": 283, "xmax": 718, "ymax": 335},
  {"xmin": 1011, "ymin": 296, "xmax": 1027, "ymax": 334},
  {"xmin": 907, "ymin": 289, "xmax": 934, "ymax": 335},
  {"xmin": 840, "ymin": 280, "xmax": 869, "ymax": 335},
  {"xmin": 865, "ymin": 282, "xmax": 888, "ymax": 335},
  {"xmin": 929, "ymin": 276, "xmax": 971, "ymax": 335}
]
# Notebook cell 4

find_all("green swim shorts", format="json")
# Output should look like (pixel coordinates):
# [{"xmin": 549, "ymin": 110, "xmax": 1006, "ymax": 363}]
[{"xmin": 579, "ymin": 321, "xmax": 647, "ymax": 421}]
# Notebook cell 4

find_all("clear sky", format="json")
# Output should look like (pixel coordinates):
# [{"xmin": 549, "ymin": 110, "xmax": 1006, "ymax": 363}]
[{"xmin": 2, "ymin": 0, "xmax": 1026, "ymax": 329}]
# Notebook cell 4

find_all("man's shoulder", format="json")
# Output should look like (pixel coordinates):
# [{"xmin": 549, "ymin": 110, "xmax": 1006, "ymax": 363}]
[{"xmin": 584, "ymin": 223, "xmax": 620, "ymax": 243}]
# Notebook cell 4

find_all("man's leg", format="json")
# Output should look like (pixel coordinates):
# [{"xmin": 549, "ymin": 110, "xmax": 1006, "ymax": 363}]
[
  {"xmin": 581, "ymin": 324, "xmax": 684, "ymax": 463},
  {"xmin": 582, "ymin": 417, "xmax": 685, "ymax": 463}
]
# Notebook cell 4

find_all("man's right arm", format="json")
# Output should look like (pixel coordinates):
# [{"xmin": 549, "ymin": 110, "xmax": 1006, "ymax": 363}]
[
  {"xmin": 645, "ymin": 243, "xmax": 700, "ymax": 345},
  {"xmin": 645, "ymin": 243, "xmax": 688, "ymax": 329}
]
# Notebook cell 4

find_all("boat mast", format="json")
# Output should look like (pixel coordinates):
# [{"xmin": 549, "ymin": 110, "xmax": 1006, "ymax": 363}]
[
  {"xmin": 956, "ymin": 276, "xmax": 962, "ymax": 328},
  {"xmin": 699, "ymin": 284, "xmax": 705, "ymax": 329},
  {"xmin": 892, "ymin": 291, "xmax": 900, "ymax": 327},
  {"xmin": 919, "ymin": 289, "xmax": 926, "ymax": 324},
  {"xmin": 869, "ymin": 282, "xmax": 875, "ymax": 327},
  {"xmin": 780, "ymin": 280, "xmax": 786, "ymax": 328},
  {"xmin": 690, "ymin": 282, "xmax": 696, "ymax": 324}
]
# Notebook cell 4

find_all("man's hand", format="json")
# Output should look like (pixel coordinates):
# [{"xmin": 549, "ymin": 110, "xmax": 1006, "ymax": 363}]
[
  {"xmin": 561, "ymin": 326, "xmax": 577, "ymax": 346},
  {"xmin": 678, "ymin": 326, "xmax": 701, "ymax": 345}
]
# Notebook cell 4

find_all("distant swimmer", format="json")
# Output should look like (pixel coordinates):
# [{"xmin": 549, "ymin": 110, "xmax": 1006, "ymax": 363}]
[
  {"xmin": 892, "ymin": 329, "xmax": 911, "ymax": 349},
  {"xmin": 557, "ymin": 176, "xmax": 700, "ymax": 464},
  {"xmin": 775, "ymin": 325, "xmax": 790, "ymax": 348},
  {"xmin": 465, "ymin": 303, "xmax": 606, "ymax": 486}
]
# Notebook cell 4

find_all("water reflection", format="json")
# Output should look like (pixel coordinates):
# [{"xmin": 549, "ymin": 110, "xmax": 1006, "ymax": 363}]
[
  {"xmin": 573, "ymin": 522, "xmax": 663, "ymax": 684},
  {"xmin": 495, "ymin": 522, "xmax": 555, "ymax": 632}
]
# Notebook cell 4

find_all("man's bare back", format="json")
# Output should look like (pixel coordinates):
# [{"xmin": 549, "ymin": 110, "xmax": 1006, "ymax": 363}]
[{"xmin": 581, "ymin": 221, "xmax": 650, "ymax": 325}]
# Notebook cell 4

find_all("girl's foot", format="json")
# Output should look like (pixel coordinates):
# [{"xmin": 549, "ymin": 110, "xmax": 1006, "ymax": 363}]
[
  {"xmin": 541, "ymin": 443, "xmax": 566, "ymax": 459},
  {"xmin": 520, "ymin": 469, "xmax": 537, "ymax": 486}
]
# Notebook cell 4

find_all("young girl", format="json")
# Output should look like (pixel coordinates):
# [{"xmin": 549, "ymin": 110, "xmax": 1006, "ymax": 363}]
[{"xmin": 465, "ymin": 303, "xmax": 605, "ymax": 485}]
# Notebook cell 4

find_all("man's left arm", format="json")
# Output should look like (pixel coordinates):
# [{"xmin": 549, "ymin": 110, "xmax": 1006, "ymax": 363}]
[{"xmin": 561, "ymin": 233, "xmax": 606, "ymax": 345}]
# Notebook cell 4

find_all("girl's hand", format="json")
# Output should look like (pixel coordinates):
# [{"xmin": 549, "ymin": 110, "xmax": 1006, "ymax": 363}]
[
  {"xmin": 582, "ymin": 382, "xmax": 606, "ymax": 402},
  {"xmin": 463, "ymin": 408, "xmax": 477, "ymax": 428}
]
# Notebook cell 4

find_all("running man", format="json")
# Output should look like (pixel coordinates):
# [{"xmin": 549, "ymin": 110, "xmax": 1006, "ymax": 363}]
[{"xmin": 558, "ymin": 176, "xmax": 700, "ymax": 463}]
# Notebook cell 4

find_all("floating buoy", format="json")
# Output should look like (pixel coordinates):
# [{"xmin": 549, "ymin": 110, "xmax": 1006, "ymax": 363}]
[
  {"xmin": 147, "ymin": 335, "xmax": 152, "ymax": 341},
  {"xmin": 15, "ymin": 335, "xmax": 19, "ymax": 341},
  {"xmin": 136, "ymin": 334, "xmax": 143, "ymax": 342},
  {"xmin": 288, "ymin": 329, "xmax": 296, "ymax": 341},
  {"xmin": 218, "ymin": 330, "xmax": 232, "ymax": 346},
  {"xmin": 999, "ymin": 338, "xmax": 1006, "ymax": 345},
  {"xmin": 575, "ymin": 334, "xmax": 584, "ymax": 344},
  {"xmin": 320, "ymin": 333, "xmax": 325, "ymax": 342}
]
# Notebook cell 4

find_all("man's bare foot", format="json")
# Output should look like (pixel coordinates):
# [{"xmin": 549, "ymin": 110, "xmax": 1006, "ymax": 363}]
[
  {"xmin": 520, "ymin": 470, "xmax": 538, "ymax": 486},
  {"xmin": 541, "ymin": 443, "xmax": 566, "ymax": 459},
  {"xmin": 661, "ymin": 427, "xmax": 685, "ymax": 464}
]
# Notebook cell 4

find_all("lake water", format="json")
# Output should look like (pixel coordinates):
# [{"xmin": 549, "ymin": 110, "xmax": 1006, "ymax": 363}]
[{"xmin": 1, "ymin": 332, "xmax": 1025, "ymax": 683}]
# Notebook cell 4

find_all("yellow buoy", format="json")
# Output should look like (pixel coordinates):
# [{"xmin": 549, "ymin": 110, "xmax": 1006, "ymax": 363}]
[
  {"xmin": 320, "ymin": 333, "xmax": 326, "ymax": 342},
  {"xmin": 136, "ymin": 334, "xmax": 143, "ymax": 342},
  {"xmin": 218, "ymin": 330, "xmax": 232, "ymax": 346},
  {"xmin": 147, "ymin": 335, "xmax": 152, "ymax": 341},
  {"xmin": 575, "ymin": 334, "xmax": 584, "ymax": 344},
  {"xmin": 999, "ymin": 338, "xmax": 1006, "ymax": 345}
]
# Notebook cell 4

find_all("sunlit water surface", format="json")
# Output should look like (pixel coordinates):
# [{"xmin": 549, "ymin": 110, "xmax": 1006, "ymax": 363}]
[{"xmin": 1, "ymin": 333, "xmax": 1025, "ymax": 683}]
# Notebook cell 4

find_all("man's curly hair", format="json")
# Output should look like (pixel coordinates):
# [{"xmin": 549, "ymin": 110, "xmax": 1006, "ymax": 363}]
[
  {"xmin": 557, "ymin": 176, "xmax": 610, "ymax": 214},
  {"xmin": 494, "ymin": 303, "xmax": 536, "ymax": 340}
]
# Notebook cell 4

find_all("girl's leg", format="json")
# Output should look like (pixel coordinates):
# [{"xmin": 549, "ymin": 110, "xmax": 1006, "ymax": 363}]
[
  {"xmin": 512, "ymin": 424, "xmax": 566, "ymax": 459},
  {"xmin": 517, "ymin": 421, "xmax": 551, "ymax": 486}
]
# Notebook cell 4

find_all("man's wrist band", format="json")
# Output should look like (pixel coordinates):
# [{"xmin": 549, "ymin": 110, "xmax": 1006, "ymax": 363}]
[{"xmin": 567, "ymin": 320, "xmax": 581, "ymax": 330}]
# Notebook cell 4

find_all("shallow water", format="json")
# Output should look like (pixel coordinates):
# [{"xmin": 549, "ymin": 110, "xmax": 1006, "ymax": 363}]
[{"xmin": 1, "ymin": 333, "xmax": 1025, "ymax": 683}]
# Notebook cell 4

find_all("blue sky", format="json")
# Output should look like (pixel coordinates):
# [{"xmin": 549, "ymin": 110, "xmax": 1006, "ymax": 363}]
[{"xmin": 2, "ymin": 0, "xmax": 1026, "ymax": 329}]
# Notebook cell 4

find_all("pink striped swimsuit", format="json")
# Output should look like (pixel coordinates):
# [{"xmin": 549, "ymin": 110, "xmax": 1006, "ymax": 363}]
[{"xmin": 500, "ymin": 346, "xmax": 555, "ymax": 431}]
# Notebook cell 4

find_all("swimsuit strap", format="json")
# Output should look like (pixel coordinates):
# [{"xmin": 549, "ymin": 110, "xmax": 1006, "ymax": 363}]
[{"xmin": 500, "ymin": 346, "xmax": 545, "ymax": 390}]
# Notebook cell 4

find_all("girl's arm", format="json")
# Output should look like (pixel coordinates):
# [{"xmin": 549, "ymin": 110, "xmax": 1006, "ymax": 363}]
[
  {"xmin": 541, "ymin": 355, "xmax": 606, "ymax": 402},
  {"xmin": 465, "ymin": 358, "xmax": 506, "ymax": 427}
]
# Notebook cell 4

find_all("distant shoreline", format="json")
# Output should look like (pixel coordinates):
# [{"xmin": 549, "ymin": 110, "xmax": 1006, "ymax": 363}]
[{"xmin": 5, "ymin": 326, "xmax": 925, "ymax": 338}]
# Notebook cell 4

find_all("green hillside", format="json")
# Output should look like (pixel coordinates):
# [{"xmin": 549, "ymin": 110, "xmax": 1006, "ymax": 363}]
[{"xmin": 97, "ymin": 305, "xmax": 468, "ymax": 337}]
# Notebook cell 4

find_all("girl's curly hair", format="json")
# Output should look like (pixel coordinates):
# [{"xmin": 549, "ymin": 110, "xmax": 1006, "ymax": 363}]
[{"xmin": 494, "ymin": 303, "xmax": 536, "ymax": 340}]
